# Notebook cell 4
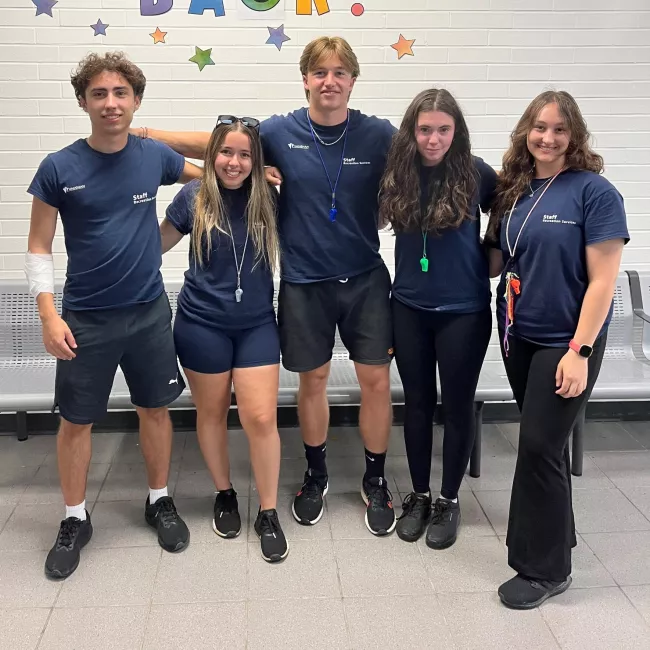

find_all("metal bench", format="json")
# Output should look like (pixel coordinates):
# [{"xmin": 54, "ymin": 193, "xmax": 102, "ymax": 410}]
[
  {"xmin": 628, "ymin": 270, "xmax": 650, "ymax": 362},
  {"xmin": 2, "ymin": 273, "xmax": 649, "ymax": 479}
]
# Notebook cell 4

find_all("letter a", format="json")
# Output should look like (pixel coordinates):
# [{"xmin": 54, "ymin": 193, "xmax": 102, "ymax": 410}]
[
  {"xmin": 140, "ymin": 0, "xmax": 173, "ymax": 16},
  {"xmin": 188, "ymin": 0, "xmax": 225, "ymax": 17}
]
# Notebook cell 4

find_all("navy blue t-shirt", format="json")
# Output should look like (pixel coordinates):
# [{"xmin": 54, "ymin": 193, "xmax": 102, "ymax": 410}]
[
  {"xmin": 27, "ymin": 135, "xmax": 184, "ymax": 310},
  {"xmin": 392, "ymin": 156, "xmax": 497, "ymax": 313},
  {"xmin": 166, "ymin": 180, "xmax": 275, "ymax": 331},
  {"xmin": 261, "ymin": 108, "xmax": 396, "ymax": 283},
  {"xmin": 496, "ymin": 170, "xmax": 629, "ymax": 346}
]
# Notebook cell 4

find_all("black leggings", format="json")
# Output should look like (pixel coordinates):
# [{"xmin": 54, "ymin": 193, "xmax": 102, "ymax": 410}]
[
  {"xmin": 501, "ymin": 332, "xmax": 606, "ymax": 582},
  {"xmin": 392, "ymin": 298, "xmax": 492, "ymax": 499}
]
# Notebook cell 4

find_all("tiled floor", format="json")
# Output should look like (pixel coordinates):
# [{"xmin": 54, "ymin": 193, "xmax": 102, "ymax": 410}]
[{"xmin": 0, "ymin": 421, "xmax": 650, "ymax": 649}]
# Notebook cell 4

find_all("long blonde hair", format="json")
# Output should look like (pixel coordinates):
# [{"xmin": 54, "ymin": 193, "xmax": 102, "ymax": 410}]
[
  {"xmin": 486, "ymin": 90, "xmax": 604, "ymax": 241},
  {"xmin": 191, "ymin": 122, "xmax": 279, "ymax": 273}
]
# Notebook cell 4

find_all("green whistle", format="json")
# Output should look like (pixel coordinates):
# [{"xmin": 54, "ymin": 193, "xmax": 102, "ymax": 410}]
[{"xmin": 420, "ymin": 257, "xmax": 429, "ymax": 272}]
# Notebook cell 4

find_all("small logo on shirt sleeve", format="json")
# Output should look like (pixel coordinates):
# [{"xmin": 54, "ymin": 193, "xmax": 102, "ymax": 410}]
[
  {"xmin": 287, "ymin": 143, "xmax": 309, "ymax": 150},
  {"xmin": 62, "ymin": 185, "xmax": 85, "ymax": 193}
]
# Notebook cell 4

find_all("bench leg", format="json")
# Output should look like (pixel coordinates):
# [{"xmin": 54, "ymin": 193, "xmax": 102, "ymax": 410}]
[
  {"xmin": 469, "ymin": 402, "xmax": 483, "ymax": 478},
  {"xmin": 571, "ymin": 406, "xmax": 586, "ymax": 477},
  {"xmin": 16, "ymin": 411, "xmax": 28, "ymax": 442}
]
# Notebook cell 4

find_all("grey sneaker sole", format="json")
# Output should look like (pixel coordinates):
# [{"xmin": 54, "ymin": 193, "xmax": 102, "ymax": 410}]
[
  {"xmin": 499, "ymin": 576, "xmax": 572, "ymax": 610},
  {"xmin": 291, "ymin": 483, "xmax": 329, "ymax": 525},
  {"xmin": 360, "ymin": 485, "xmax": 397, "ymax": 536}
]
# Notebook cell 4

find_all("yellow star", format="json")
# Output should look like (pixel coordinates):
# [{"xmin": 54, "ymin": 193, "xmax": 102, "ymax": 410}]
[
  {"xmin": 391, "ymin": 33, "xmax": 415, "ymax": 60},
  {"xmin": 150, "ymin": 27, "xmax": 167, "ymax": 44}
]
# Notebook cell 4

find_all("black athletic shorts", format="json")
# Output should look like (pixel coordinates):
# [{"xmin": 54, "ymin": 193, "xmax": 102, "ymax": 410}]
[
  {"xmin": 54, "ymin": 292, "xmax": 185, "ymax": 425},
  {"xmin": 278, "ymin": 264, "xmax": 393, "ymax": 373}
]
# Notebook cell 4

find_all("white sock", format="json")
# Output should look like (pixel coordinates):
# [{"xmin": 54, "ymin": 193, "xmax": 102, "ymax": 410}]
[
  {"xmin": 416, "ymin": 491, "xmax": 431, "ymax": 498},
  {"xmin": 439, "ymin": 494, "xmax": 458, "ymax": 504},
  {"xmin": 149, "ymin": 486, "xmax": 168, "ymax": 504},
  {"xmin": 65, "ymin": 501, "xmax": 86, "ymax": 521}
]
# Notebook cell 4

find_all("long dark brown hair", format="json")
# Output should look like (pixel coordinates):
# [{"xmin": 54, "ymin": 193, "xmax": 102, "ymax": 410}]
[
  {"xmin": 486, "ymin": 90, "xmax": 604, "ymax": 242},
  {"xmin": 192, "ymin": 122, "xmax": 279, "ymax": 273},
  {"xmin": 379, "ymin": 88, "xmax": 477, "ymax": 234}
]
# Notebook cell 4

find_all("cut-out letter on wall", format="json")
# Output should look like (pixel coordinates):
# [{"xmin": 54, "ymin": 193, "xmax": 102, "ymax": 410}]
[
  {"xmin": 241, "ymin": 0, "xmax": 282, "ymax": 10},
  {"xmin": 296, "ymin": 0, "xmax": 329, "ymax": 16},
  {"xmin": 140, "ymin": 0, "xmax": 173, "ymax": 17},
  {"xmin": 188, "ymin": 0, "xmax": 225, "ymax": 17}
]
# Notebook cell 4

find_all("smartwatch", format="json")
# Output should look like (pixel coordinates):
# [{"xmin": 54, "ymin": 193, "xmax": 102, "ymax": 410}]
[{"xmin": 569, "ymin": 339, "xmax": 593, "ymax": 358}]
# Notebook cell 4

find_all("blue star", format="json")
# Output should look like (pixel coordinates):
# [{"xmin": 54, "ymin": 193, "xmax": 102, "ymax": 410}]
[
  {"xmin": 266, "ymin": 24, "xmax": 290, "ymax": 51},
  {"xmin": 32, "ymin": 0, "xmax": 57, "ymax": 17},
  {"xmin": 91, "ymin": 19, "xmax": 109, "ymax": 36}
]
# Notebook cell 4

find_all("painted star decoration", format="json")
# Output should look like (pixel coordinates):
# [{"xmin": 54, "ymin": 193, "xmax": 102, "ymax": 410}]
[
  {"xmin": 189, "ymin": 46, "xmax": 214, "ymax": 72},
  {"xmin": 91, "ymin": 19, "xmax": 109, "ymax": 36},
  {"xmin": 150, "ymin": 27, "xmax": 167, "ymax": 44},
  {"xmin": 32, "ymin": 0, "xmax": 57, "ymax": 17},
  {"xmin": 266, "ymin": 24, "xmax": 290, "ymax": 51},
  {"xmin": 391, "ymin": 33, "xmax": 415, "ymax": 60}
]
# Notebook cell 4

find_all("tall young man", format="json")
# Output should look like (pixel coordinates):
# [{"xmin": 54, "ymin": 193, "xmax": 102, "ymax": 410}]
[
  {"xmin": 26, "ymin": 52, "xmax": 201, "ymax": 579},
  {"xmin": 133, "ymin": 37, "xmax": 397, "ymax": 536}
]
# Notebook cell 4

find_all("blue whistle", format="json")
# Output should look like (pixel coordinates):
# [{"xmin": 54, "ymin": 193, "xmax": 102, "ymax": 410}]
[{"xmin": 329, "ymin": 208, "xmax": 337, "ymax": 222}]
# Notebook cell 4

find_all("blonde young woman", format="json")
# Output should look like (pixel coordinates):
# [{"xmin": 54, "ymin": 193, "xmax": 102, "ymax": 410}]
[
  {"xmin": 161, "ymin": 115, "xmax": 288, "ymax": 562},
  {"xmin": 486, "ymin": 91, "xmax": 628, "ymax": 608}
]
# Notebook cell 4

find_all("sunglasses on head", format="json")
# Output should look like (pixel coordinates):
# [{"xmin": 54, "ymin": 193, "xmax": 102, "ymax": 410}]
[{"xmin": 216, "ymin": 115, "xmax": 260, "ymax": 130}]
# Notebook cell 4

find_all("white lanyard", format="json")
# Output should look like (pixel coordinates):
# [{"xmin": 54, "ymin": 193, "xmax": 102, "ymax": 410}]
[
  {"xmin": 505, "ymin": 168, "xmax": 564, "ymax": 258},
  {"xmin": 226, "ymin": 219, "xmax": 249, "ymax": 303}
]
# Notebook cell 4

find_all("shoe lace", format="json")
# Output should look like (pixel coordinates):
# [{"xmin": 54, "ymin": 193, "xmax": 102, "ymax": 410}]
[
  {"xmin": 56, "ymin": 518, "xmax": 81, "ymax": 549},
  {"xmin": 215, "ymin": 490, "xmax": 237, "ymax": 514},
  {"xmin": 366, "ymin": 478, "xmax": 393, "ymax": 510},
  {"xmin": 300, "ymin": 471, "xmax": 324, "ymax": 501},
  {"xmin": 155, "ymin": 497, "xmax": 179, "ymax": 527},
  {"xmin": 258, "ymin": 511, "xmax": 280, "ymax": 538},
  {"xmin": 398, "ymin": 492, "xmax": 428, "ymax": 521},
  {"xmin": 430, "ymin": 498, "xmax": 452, "ymax": 524}
]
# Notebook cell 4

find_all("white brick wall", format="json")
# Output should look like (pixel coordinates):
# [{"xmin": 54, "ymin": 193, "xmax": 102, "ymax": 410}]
[{"xmin": 0, "ymin": 0, "xmax": 648, "ymax": 286}]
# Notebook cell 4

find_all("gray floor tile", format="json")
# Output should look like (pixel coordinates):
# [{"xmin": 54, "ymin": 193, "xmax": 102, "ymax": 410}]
[
  {"xmin": 570, "ymin": 455, "xmax": 617, "ymax": 489},
  {"xmin": 20, "ymin": 463, "xmax": 109, "ymax": 506},
  {"xmin": 449, "ymin": 491, "xmax": 496, "ymax": 537},
  {"xmin": 0, "ymin": 505, "xmax": 15, "ymax": 534},
  {"xmin": 583, "ymin": 422, "xmax": 645, "ymax": 452},
  {"xmin": 0, "ymin": 607, "xmax": 50, "ymax": 650},
  {"xmin": 39, "ymin": 606, "xmax": 148, "ymax": 650},
  {"xmin": 473, "ymin": 490, "xmax": 510, "ymax": 535},
  {"xmin": 571, "ymin": 534, "xmax": 617, "ymax": 589},
  {"xmin": 43, "ymin": 433, "xmax": 127, "ymax": 466},
  {"xmin": 465, "ymin": 453, "xmax": 516, "ymax": 492},
  {"xmin": 497, "ymin": 422, "xmax": 520, "ymax": 450},
  {"xmin": 327, "ymin": 491, "xmax": 374, "ymax": 540},
  {"xmin": 89, "ymin": 500, "xmax": 160, "ymax": 548},
  {"xmin": 0, "ymin": 434, "xmax": 55, "ymax": 467},
  {"xmin": 248, "ymin": 540, "xmax": 340, "ymax": 599},
  {"xmin": 620, "ymin": 421, "xmax": 650, "ymax": 449},
  {"xmin": 620, "ymin": 486, "xmax": 650, "ymax": 521},
  {"xmin": 174, "ymin": 467, "xmax": 243, "ymax": 500},
  {"xmin": 144, "ymin": 602, "xmax": 246, "ymax": 650},
  {"xmin": 56, "ymin": 546, "xmax": 159, "ymax": 608},
  {"xmin": 180, "ymin": 434, "xmax": 250, "ymax": 470},
  {"xmin": 0, "ymin": 551, "xmax": 62, "ymax": 607},
  {"xmin": 589, "ymin": 452, "xmax": 650, "ymax": 489},
  {"xmin": 248, "ymin": 494, "xmax": 330, "ymax": 542},
  {"xmin": 98, "ymin": 462, "xmax": 180, "ymax": 502},
  {"xmin": 622, "ymin": 585, "xmax": 650, "ymax": 626},
  {"xmin": 0, "ymin": 466, "xmax": 38, "ymax": 505},
  {"xmin": 323, "ymin": 455, "xmax": 368, "ymax": 494},
  {"xmin": 248, "ymin": 598, "xmax": 349, "ymax": 650},
  {"xmin": 421, "ymin": 534, "xmax": 511, "ymax": 593},
  {"xmin": 112, "ymin": 431, "xmax": 186, "ymax": 465},
  {"xmin": 541, "ymin": 587, "xmax": 650, "ymax": 650},
  {"xmin": 478, "ymin": 424, "xmax": 517, "ymax": 455},
  {"xmin": 278, "ymin": 427, "xmax": 311, "ymax": 459},
  {"xmin": 153, "ymin": 541, "xmax": 247, "ymax": 604},
  {"xmin": 573, "ymin": 488, "xmax": 650, "ymax": 534},
  {"xmin": 440, "ymin": 592, "xmax": 559, "ymax": 649},
  {"xmin": 345, "ymin": 595, "xmax": 454, "ymax": 650},
  {"xmin": 334, "ymin": 537, "xmax": 432, "ymax": 597},
  {"xmin": 178, "ymin": 496, "xmax": 249, "ymax": 544},
  {"xmin": 582, "ymin": 531, "xmax": 650, "ymax": 586}
]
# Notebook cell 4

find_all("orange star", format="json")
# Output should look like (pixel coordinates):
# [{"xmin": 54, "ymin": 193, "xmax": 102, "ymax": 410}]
[
  {"xmin": 391, "ymin": 33, "xmax": 415, "ymax": 60},
  {"xmin": 150, "ymin": 27, "xmax": 167, "ymax": 44}
]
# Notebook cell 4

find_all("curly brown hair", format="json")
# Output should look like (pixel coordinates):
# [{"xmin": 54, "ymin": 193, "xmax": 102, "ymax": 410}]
[
  {"xmin": 486, "ymin": 90, "xmax": 604, "ymax": 242},
  {"xmin": 378, "ymin": 88, "xmax": 477, "ymax": 234},
  {"xmin": 70, "ymin": 52, "xmax": 146, "ymax": 106}
]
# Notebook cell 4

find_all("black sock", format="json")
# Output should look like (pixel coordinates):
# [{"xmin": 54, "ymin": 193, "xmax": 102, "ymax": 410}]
[
  {"xmin": 304, "ymin": 442, "xmax": 327, "ymax": 476},
  {"xmin": 363, "ymin": 448, "xmax": 386, "ymax": 481}
]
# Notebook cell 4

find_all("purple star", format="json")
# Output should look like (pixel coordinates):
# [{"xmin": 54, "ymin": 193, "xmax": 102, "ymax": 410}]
[
  {"xmin": 266, "ymin": 24, "xmax": 290, "ymax": 51},
  {"xmin": 91, "ymin": 19, "xmax": 109, "ymax": 36},
  {"xmin": 33, "ymin": 0, "xmax": 57, "ymax": 17}
]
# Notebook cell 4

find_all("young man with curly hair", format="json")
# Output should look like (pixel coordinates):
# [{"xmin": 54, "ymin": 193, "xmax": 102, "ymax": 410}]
[{"xmin": 26, "ymin": 52, "xmax": 201, "ymax": 579}]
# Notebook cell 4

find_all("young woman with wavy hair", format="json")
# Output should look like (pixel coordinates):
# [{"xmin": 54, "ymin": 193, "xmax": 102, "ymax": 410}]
[
  {"xmin": 485, "ymin": 91, "xmax": 628, "ymax": 609},
  {"xmin": 161, "ymin": 116, "xmax": 289, "ymax": 563},
  {"xmin": 379, "ymin": 88, "xmax": 497, "ymax": 549}
]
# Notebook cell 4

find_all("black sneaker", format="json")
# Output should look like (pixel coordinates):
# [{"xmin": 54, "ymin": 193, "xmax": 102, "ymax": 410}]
[
  {"xmin": 212, "ymin": 488, "xmax": 241, "ymax": 538},
  {"xmin": 292, "ymin": 469, "xmax": 328, "ymax": 525},
  {"xmin": 396, "ymin": 492, "xmax": 432, "ymax": 543},
  {"xmin": 425, "ymin": 497, "xmax": 460, "ymax": 549},
  {"xmin": 45, "ymin": 511, "xmax": 93, "ymax": 580},
  {"xmin": 499, "ymin": 574, "xmax": 572, "ymax": 610},
  {"xmin": 254, "ymin": 508, "xmax": 289, "ymax": 563},
  {"xmin": 361, "ymin": 476, "xmax": 396, "ymax": 536},
  {"xmin": 145, "ymin": 496, "xmax": 190, "ymax": 552}
]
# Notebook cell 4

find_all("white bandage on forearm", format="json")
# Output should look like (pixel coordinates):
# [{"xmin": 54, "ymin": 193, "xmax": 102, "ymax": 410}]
[{"xmin": 24, "ymin": 251, "xmax": 55, "ymax": 298}]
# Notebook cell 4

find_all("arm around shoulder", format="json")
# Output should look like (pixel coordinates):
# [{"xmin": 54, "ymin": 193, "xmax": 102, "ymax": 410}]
[{"xmin": 132, "ymin": 126, "xmax": 210, "ymax": 160}]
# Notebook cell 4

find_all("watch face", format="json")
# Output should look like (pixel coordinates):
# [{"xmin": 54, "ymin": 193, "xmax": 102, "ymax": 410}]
[{"xmin": 579, "ymin": 345, "xmax": 593, "ymax": 358}]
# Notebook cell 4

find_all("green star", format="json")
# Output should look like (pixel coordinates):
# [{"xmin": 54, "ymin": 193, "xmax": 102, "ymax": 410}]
[{"xmin": 189, "ymin": 46, "xmax": 214, "ymax": 72}]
